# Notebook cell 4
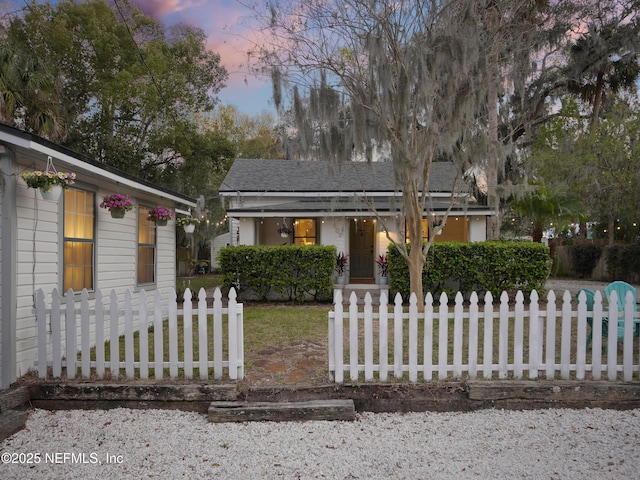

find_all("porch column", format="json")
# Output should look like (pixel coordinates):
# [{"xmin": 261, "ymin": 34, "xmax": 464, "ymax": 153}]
[{"xmin": 0, "ymin": 146, "xmax": 17, "ymax": 388}]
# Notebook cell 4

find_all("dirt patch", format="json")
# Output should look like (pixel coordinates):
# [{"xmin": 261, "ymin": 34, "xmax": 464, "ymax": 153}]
[{"xmin": 244, "ymin": 338, "xmax": 329, "ymax": 386}]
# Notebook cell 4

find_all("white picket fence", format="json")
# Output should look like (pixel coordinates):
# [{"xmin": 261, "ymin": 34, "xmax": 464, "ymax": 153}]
[
  {"xmin": 35, "ymin": 287, "xmax": 244, "ymax": 381},
  {"xmin": 328, "ymin": 289, "xmax": 640, "ymax": 383}
]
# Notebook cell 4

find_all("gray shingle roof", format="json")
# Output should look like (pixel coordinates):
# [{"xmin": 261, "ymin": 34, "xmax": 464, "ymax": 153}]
[{"xmin": 219, "ymin": 159, "xmax": 459, "ymax": 193}]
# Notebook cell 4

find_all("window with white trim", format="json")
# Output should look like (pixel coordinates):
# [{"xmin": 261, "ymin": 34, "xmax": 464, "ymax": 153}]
[
  {"xmin": 63, "ymin": 187, "xmax": 95, "ymax": 291},
  {"xmin": 137, "ymin": 206, "xmax": 156, "ymax": 285}
]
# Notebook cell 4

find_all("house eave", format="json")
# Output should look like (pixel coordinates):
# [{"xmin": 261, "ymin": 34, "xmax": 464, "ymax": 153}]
[
  {"xmin": 219, "ymin": 191, "xmax": 454, "ymax": 198},
  {"xmin": 0, "ymin": 126, "xmax": 197, "ymax": 207}
]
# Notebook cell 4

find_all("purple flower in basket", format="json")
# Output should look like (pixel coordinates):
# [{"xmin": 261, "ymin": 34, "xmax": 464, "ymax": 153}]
[
  {"xmin": 100, "ymin": 193, "xmax": 134, "ymax": 212},
  {"xmin": 147, "ymin": 206, "xmax": 174, "ymax": 222}
]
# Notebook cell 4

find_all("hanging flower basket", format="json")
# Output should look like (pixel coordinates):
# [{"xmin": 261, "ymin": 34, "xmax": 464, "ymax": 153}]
[
  {"xmin": 40, "ymin": 184, "xmax": 63, "ymax": 201},
  {"xmin": 176, "ymin": 216, "xmax": 200, "ymax": 233},
  {"xmin": 147, "ymin": 206, "xmax": 174, "ymax": 226},
  {"xmin": 21, "ymin": 170, "xmax": 76, "ymax": 201},
  {"xmin": 278, "ymin": 224, "xmax": 292, "ymax": 238},
  {"xmin": 100, "ymin": 193, "xmax": 134, "ymax": 219}
]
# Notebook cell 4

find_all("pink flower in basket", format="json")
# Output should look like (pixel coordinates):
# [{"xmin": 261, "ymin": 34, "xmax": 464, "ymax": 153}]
[
  {"xmin": 147, "ymin": 206, "xmax": 174, "ymax": 222},
  {"xmin": 100, "ymin": 193, "xmax": 134, "ymax": 212}
]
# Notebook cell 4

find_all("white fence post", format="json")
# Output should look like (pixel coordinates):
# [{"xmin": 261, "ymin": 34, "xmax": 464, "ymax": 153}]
[
  {"xmin": 482, "ymin": 291, "xmax": 494, "ymax": 380},
  {"xmin": 379, "ymin": 290, "xmax": 389, "ymax": 382},
  {"xmin": 333, "ymin": 289, "xmax": 344, "ymax": 383},
  {"xmin": 34, "ymin": 286, "xmax": 244, "ymax": 382},
  {"xmin": 591, "ymin": 291, "xmax": 604, "ymax": 380},
  {"xmin": 395, "ymin": 292, "xmax": 405, "ymax": 380},
  {"xmin": 95, "ymin": 290, "xmax": 105, "ymax": 378},
  {"xmin": 80, "ymin": 289, "xmax": 91, "ymax": 378},
  {"xmin": 528, "ymin": 290, "xmax": 540, "ymax": 380},
  {"xmin": 498, "ymin": 291, "xmax": 509, "ymax": 379},
  {"xmin": 139, "ymin": 289, "xmax": 149, "ymax": 380},
  {"xmin": 468, "ymin": 292, "xmax": 479, "ymax": 380},
  {"xmin": 453, "ymin": 293, "xmax": 464, "ymax": 380},
  {"xmin": 423, "ymin": 293, "xmax": 434, "ymax": 382},
  {"xmin": 545, "ymin": 290, "xmax": 557, "ymax": 379},
  {"xmin": 183, "ymin": 288, "xmax": 194, "ymax": 380},
  {"xmin": 109, "ymin": 290, "xmax": 120, "ymax": 378},
  {"xmin": 213, "ymin": 288, "xmax": 223, "ymax": 379},
  {"xmin": 65, "ymin": 290, "xmax": 76, "ymax": 379},
  {"xmin": 324, "ymin": 287, "xmax": 639, "ymax": 384},
  {"xmin": 623, "ymin": 291, "xmax": 635, "ymax": 381},
  {"xmin": 228, "ymin": 287, "xmax": 238, "ymax": 380},
  {"xmin": 364, "ymin": 292, "xmax": 374, "ymax": 382},
  {"xmin": 409, "ymin": 293, "xmax": 419, "ymax": 382},
  {"xmin": 198, "ymin": 287, "xmax": 208, "ymax": 380},
  {"xmin": 124, "ymin": 290, "xmax": 134, "ymax": 379},
  {"xmin": 36, "ymin": 289, "xmax": 47, "ymax": 379},
  {"xmin": 169, "ymin": 288, "xmax": 178, "ymax": 378},
  {"xmin": 437, "ymin": 292, "xmax": 448, "ymax": 380}
]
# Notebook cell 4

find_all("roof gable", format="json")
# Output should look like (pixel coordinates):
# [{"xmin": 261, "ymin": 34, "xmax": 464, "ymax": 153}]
[{"xmin": 219, "ymin": 159, "xmax": 460, "ymax": 194}]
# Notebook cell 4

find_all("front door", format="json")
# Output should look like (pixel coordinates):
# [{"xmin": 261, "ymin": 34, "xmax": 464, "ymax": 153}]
[{"xmin": 349, "ymin": 219, "xmax": 374, "ymax": 279}]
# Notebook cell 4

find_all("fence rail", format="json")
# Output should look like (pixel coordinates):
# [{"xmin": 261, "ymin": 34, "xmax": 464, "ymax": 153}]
[
  {"xmin": 328, "ymin": 289, "xmax": 640, "ymax": 383},
  {"xmin": 35, "ymin": 287, "xmax": 244, "ymax": 381}
]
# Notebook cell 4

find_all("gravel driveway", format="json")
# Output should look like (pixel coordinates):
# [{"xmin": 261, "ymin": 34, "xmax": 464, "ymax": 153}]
[
  {"xmin": 2, "ymin": 407, "xmax": 639, "ymax": 479},
  {"xmin": 3, "ymin": 277, "xmax": 640, "ymax": 479}
]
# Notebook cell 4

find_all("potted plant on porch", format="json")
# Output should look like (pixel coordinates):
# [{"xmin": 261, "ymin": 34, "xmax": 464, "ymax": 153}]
[
  {"xmin": 335, "ymin": 251, "xmax": 349, "ymax": 284},
  {"xmin": 100, "ymin": 193, "xmax": 134, "ymax": 218},
  {"xmin": 147, "ymin": 206, "xmax": 174, "ymax": 226},
  {"xmin": 176, "ymin": 216, "xmax": 200, "ymax": 233},
  {"xmin": 376, "ymin": 254, "xmax": 388, "ymax": 285}
]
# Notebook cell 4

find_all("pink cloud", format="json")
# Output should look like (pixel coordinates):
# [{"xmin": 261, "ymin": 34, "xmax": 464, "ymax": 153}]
[
  {"xmin": 134, "ymin": 0, "xmax": 206, "ymax": 18},
  {"xmin": 131, "ymin": 0, "xmax": 273, "ymax": 113}
]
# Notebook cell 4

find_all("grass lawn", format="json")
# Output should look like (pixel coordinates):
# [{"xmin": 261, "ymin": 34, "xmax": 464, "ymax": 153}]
[
  {"xmin": 176, "ymin": 274, "xmax": 223, "ymax": 294},
  {"xmin": 83, "ymin": 275, "xmax": 637, "ymax": 382}
]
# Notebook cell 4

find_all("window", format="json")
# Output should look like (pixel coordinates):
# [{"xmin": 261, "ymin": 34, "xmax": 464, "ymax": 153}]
[
  {"xmin": 405, "ymin": 217, "xmax": 468, "ymax": 243},
  {"xmin": 64, "ymin": 188, "xmax": 95, "ymax": 291},
  {"xmin": 294, "ymin": 218, "xmax": 317, "ymax": 245},
  {"xmin": 405, "ymin": 219, "xmax": 430, "ymax": 243},
  {"xmin": 137, "ymin": 206, "xmax": 156, "ymax": 285}
]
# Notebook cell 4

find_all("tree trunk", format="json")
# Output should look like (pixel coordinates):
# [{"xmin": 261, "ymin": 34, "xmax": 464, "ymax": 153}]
[
  {"xmin": 485, "ymin": 6, "xmax": 501, "ymax": 241},
  {"xmin": 532, "ymin": 225, "xmax": 544, "ymax": 243},
  {"xmin": 608, "ymin": 216, "xmax": 615, "ymax": 246},
  {"xmin": 403, "ymin": 177, "xmax": 426, "ymax": 309}
]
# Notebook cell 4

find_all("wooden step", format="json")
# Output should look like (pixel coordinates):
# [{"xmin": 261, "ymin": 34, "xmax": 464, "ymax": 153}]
[{"xmin": 208, "ymin": 399, "xmax": 356, "ymax": 423}]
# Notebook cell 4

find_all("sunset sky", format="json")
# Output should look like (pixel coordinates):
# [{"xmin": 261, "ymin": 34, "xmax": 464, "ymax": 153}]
[{"xmin": 133, "ymin": 0, "xmax": 274, "ymax": 116}]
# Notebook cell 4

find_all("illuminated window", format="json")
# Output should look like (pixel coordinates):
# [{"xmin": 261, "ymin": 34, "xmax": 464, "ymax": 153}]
[
  {"xmin": 137, "ymin": 206, "xmax": 156, "ymax": 285},
  {"xmin": 294, "ymin": 218, "xmax": 317, "ymax": 245},
  {"xmin": 404, "ymin": 217, "xmax": 467, "ymax": 242},
  {"xmin": 63, "ymin": 188, "xmax": 95, "ymax": 291},
  {"xmin": 405, "ymin": 219, "xmax": 430, "ymax": 243}
]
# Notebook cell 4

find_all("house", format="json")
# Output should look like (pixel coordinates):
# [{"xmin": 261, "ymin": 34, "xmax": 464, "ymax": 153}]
[
  {"xmin": 0, "ymin": 124, "xmax": 196, "ymax": 388},
  {"xmin": 219, "ymin": 159, "xmax": 493, "ymax": 282}
]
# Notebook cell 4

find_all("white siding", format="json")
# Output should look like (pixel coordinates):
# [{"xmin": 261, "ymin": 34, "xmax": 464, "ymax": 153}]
[
  {"xmin": 15, "ymin": 187, "xmax": 60, "ymax": 376},
  {"xmin": 237, "ymin": 218, "xmax": 256, "ymax": 245},
  {"xmin": 469, "ymin": 216, "xmax": 487, "ymax": 242},
  {"xmin": 14, "ymin": 182, "xmax": 180, "ymax": 377},
  {"xmin": 211, "ymin": 233, "xmax": 230, "ymax": 269},
  {"xmin": 319, "ymin": 217, "xmax": 348, "ymax": 254}
]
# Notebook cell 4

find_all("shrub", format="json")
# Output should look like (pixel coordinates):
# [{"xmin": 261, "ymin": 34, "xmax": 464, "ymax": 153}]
[
  {"xmin": 218, "ymin": 245, "xmax": 335, "ymax": 302},
  {"xmin": 388, "ymin": 241, "xmax": 550, "ymax": 300},
  {"xmin": 570, "ymin": 244, "xmax": 602, "ymax": 277},
  {"xmin": 606, "ymin": 243, "xmax": 640, "ymax": 282}
]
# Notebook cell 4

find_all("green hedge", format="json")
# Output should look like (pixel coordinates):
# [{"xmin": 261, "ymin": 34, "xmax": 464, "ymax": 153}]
[
  {"xmin": 570, "ymin": 244, "xmax": 602, "ymax": 277},
  {"xmin": 218, "ymin": 245, "xmax": 335, "ymax": 302},
  {"xmin": 606, "ymin": 243, "xmax": 640, "ymax": 282},
  {"xmin": 388, "ymin": 242, "xmax": 551, "ymax": 300}
]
